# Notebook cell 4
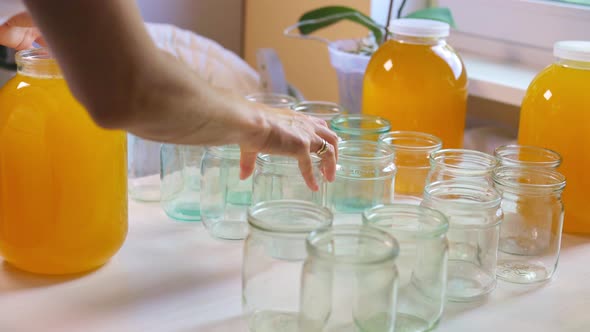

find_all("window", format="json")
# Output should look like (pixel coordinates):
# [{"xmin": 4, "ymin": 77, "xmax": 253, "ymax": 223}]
[{"xmin": 439, "ymin": 0, "xmax": 590, "ymax": 68}]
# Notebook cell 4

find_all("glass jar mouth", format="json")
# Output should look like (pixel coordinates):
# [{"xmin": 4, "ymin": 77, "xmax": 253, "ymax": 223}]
[
  {"xmin": 338, "ymin": 140, "xmax": 395, "ymax": 162},
  {"xmin": 430, "ymin": 149, "xmax": 498, "ymax": 174},
  {"xmin": 256, "ymin": 154, "xmax": 321, "ymax": 168},
  {"xmin": 379, "ymin": 131, "xmax": 442, "ymax": 153},
  {"xmin": 248, "ymin": 200, "xmax": 333, "ymax": 234},
  {"xmin": 363, "ymin": 204, "xmax": 449, "ymax": 238},
  {"xmin": 494, "ymin": 145, "xmax": 562, "ymax": 168},
  {"xmin": 492, "ymin": 166, "xmax": 566, "ymax": 192},
  {"xmin": 245, "ymin": 93, "xmax": 297, "ymax": 109},
  {"xmin": 16, "ymin": 48, "xmax": 61, "ymax": 78},
  {"xmin": 423, "ymin": 180, "xmax": 502, "ymax": 210},
  {"xmin": 306, "ymin": 225, "xmax": 399, "ymax": 265},
  {"xmin": 330, "ymin": 114, "xmax": 391, "ymax": 135},
  {"xmin": 293, "ymin": 101, "xmax": 345, "ymax": 120},
  {"xmin": 206, "ymin": 145, "xmax": 241, "ymax": 159}
]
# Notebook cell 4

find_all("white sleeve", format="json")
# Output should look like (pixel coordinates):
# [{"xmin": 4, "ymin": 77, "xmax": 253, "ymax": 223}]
[
  {"xmin": 145, "ymin": 23, "xmax": 261, "ymax": 96},
  {"xmin": 0, "ymin": 0, "xmax": 25, "ymax": 24}
]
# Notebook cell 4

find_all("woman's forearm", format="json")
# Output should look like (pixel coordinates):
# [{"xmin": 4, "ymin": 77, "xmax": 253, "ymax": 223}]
[{"xmin": 23, "ymin": 0, "xmax": 261, "ymax": 146}]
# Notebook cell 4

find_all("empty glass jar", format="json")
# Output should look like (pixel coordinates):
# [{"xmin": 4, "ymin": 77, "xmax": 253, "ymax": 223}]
[
  {"xmin": 293, "ymin": 101, "xmax": 345, "ymax": 121},
  {"xmin": 246, "ymin": 92, "xmax": 297, "ymax": 108},
  {"xmin": 160, "ymin": 144, "xmax": 204, "ymax": 221},
  {"xmin": 300, "ymin": 225, "xmax": 399, "ymax": 332},
  {"xmin": 422, "ymin": 181, "xmax": 503, "ymax": 302},
  {"xmin": 252, "ymin": 154, "xmax": 326, "ymax": 206},
  {"xmin": 380, "ymin": 131, "xmax": 442, "ymax": 204},
  {"xmin": 426, "ymin": 149, "xmax": 499, "ymax": 186},
  {"xmin": 128, "ymin": 134, "xmax": 162, "ymax": 202},
  {"xmin": 243, "ymin": 200, "xmax": 333, "ymax": 332},
  {"xmin": 493, "ymin": 166, "xmax": 566, "ymax": 284},
  {"xmin": 329, "ymin": 140, "xmax": 396, "ymax": 214},
  {"xmin": 330, "ymin": 114, "xmax": 391, "ymax": 141},
  {"xmin": 201, "ymin": 145, "xmax": 252, "ymax": 240},
  {"xmin": 494, "ymin": 144, "xmax": 562, "ymax": 169},
  {"xmin": 363, "ymin": 204, "xmax": 449, "ymax": 332}
]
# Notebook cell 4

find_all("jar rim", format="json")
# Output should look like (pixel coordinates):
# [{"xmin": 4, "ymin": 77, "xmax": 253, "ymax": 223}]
[
  {"xmin": 380, "ymin": 131, "xmax": 442, "ymax": 153},
  {"xmin": 338, "ymin": 140, "xmax": 395, "ymax": 162},
  {"xmin": 423, "ymin": 180, "xmax": 502, "ymax": 210},
  {"xmin": 256, "ymin": 154, "xmax": 321, "ymax": 167},
  {"xmin": 494, "ymin": 144, "xmax": 562, "ymax": 168},
  {"xmin": 492, "ymin": 166, "xmax": 566, "ymax": 192},
  {"xmin": 306, "ymin": 225, "xmax": 399, "ymax": 265},
  {"xmin": 330, "ymin": 114, "xmax": 391, "ymax": 135},
  {"xmin": 363, "ymin": 204, "xmax": 449, "ymax": 238},
  {"xmin": 206, "ymin": 145, "xmax": 241, "ymax": 159},
  {"xmin": 248, "ymin": 200, "xmax": 333, "ymax": 234},
  {"xmin": 245, "ymin": 93, "xmax": 297, "ymax": 108},
  {"xmin": 430, "ymin": 149, "xmax": 498, "ymax": 174},
  {"xmin": 15, "ymin": 48, "xmax": 61, "ymax": 78},
  {"xmin": 293, "ymin": 101, "xmax": 345, "ymax": 120}
]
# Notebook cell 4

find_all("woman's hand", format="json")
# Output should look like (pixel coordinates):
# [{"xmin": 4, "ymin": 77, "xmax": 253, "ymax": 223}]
[
  {"xmin": 239, "ymin": 105, "xmax": 338, "ymax": 192},
  {"xmin": 0, "ymin": 12, "xmax": 44, "ymax": 50}
]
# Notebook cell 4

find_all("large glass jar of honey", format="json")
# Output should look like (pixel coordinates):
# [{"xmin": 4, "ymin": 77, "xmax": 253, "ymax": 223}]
[
  {"xmin": 518, "ymin": 41, "xmax": 590, "ymax": 235},
  {"xmin": 363, "ymin": 19, "xmax": 468, "ymax": 148},
  {"xmin": 0, "ymin": 49, "xmax": 128, "ymax": 274}
]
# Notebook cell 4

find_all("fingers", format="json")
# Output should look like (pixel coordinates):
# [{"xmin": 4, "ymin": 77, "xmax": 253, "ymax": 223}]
[
  {"xmin": 310, "ymin": 134, "xmax": 337, "ymax": 183},
  {"xmin": 297, "ymin": 151, "xmax": 319, "ymax": 192},
  {"xmin": 0, "ymin": 13, "xmax": 42, "ymax": 50},
  {"xmin": 239, "ymin": 150, "xmax": 257, "ymax": 180}
]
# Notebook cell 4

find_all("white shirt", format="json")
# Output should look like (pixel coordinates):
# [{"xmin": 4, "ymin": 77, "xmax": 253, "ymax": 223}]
[
  {"xmin": 0, "ymin": 0, "xmax": 24, "ymax": 24},
  {"xmin": 0, "ymin": 0, "xmax": 260, "ymax": 95}
]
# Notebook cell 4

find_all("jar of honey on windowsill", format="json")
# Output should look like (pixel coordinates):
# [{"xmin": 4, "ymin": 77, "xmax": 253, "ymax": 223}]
[{"xmin": 363, "ymin": 18, "xmax": 468, "ymax": 148}]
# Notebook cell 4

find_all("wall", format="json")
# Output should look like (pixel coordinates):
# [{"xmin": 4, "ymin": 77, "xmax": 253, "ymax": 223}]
[
  {"xmin": 136, "ymin": 0, "xmax": 244, "ymax": 55},
  {"xmin": 244, "ymin": 0, "xmax": 371, "ymax": 102}
]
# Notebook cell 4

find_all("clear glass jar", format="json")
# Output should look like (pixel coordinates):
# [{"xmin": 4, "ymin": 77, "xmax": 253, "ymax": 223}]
[
  {"xmin": 252, "ymin": 154, "xmax": 326, "ymax": 206},
  {"xmin": 160, "ymin": 144, "xmax": 204, "ymax": 221},
  {"xmin": 246, "ymin": 92, "xmax": 297, "ymax": 108},
  {"xmin": 363, "ymin": 204, "xmax": 449, "ymax": 332},
  {"xmin": 300, "ymin": 225, "xmax": 399, "ymax": 332},
  {"xmin": 493, "ymin": 167, "xmax": 566, "ymax": 284},
  {"xmin": 293, "ymin": 101, "xmax": 345, "ymax": 121},
  {"xmin": 0, "ymin": 48, "xmax": 127, "ymax": 274},
  {"xmin": 330, "ymin": 114, "xmax": 391, "ymax": 141},
  {"xmin": 426, "ymin": 149, "xmax": 499, "ymax": 186},
  {"xmin": 201, "ymin": 145, "xmax": 252, "ymax": 240},
  {"xmin": 422, "ymin": 181, "xmax": 503, "ymax": 302},
  {"xmin": 128, "ymin": 134, "xmax": 162, "ymax": 202},
  {"xmin": 494, "ymin": 144, "xmax": 562, "ymax": 169},
  {"xmin": 518, "ymin": 41, "xmax": 590, "ymax": 234},
  {"xmin": 363, "ymin": 19, "xmax": 467, "ymax": 148},
  {"xmin": 243, "ymin": 200, "xmax": 333, "ymax": 332},
  {"xmin": 380, "ymin": 131, "xmax": 442, "ymax": 203},
  {"xmin": 329, "ymin": 140, "xmax": 396, "ymax": 214}
]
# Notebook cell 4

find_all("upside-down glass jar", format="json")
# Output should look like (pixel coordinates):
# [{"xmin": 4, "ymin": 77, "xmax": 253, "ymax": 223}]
[
  {"xmin": 128, "ymin": 135, "xmax": 162, "ymax": 202},
  {"xmin": 242, "ymin": 200, "xmax": 333, "ymax": 332}
]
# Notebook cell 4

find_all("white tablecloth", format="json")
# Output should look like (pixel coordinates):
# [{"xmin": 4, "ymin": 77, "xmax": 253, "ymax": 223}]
[{"xmin": 1, "ymin": 200, "xmax": 590, "ymax": 332}]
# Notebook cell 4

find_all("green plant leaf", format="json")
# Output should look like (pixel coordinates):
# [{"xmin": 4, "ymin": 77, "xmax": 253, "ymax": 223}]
[
  {"xmin": 404, "ymin": 7, "xmax": 456, "ymax": 28},
  {"xmin": 298, "ymin": 6, "xmax": 384, "ymax": 43}
]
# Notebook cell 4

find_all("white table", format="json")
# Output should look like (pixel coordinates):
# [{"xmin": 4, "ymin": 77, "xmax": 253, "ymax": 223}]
[{"xmin": 1, "ymin": 200, "xmax": 590, "ymax": 332}]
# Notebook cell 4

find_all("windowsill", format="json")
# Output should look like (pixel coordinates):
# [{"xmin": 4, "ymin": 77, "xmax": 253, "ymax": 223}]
[{"xmin": 462, "ymin": 52, "xmax": 539, "ymax": 107}]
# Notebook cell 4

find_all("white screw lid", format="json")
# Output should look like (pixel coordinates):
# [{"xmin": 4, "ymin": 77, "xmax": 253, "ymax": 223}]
[
  {"xmin": 390, "ymin": 18, "xmax": 450, "ymax": 38},
  {"xmin": 554, "ymin": 41, "xmax": 590, "ymax": 62}
]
